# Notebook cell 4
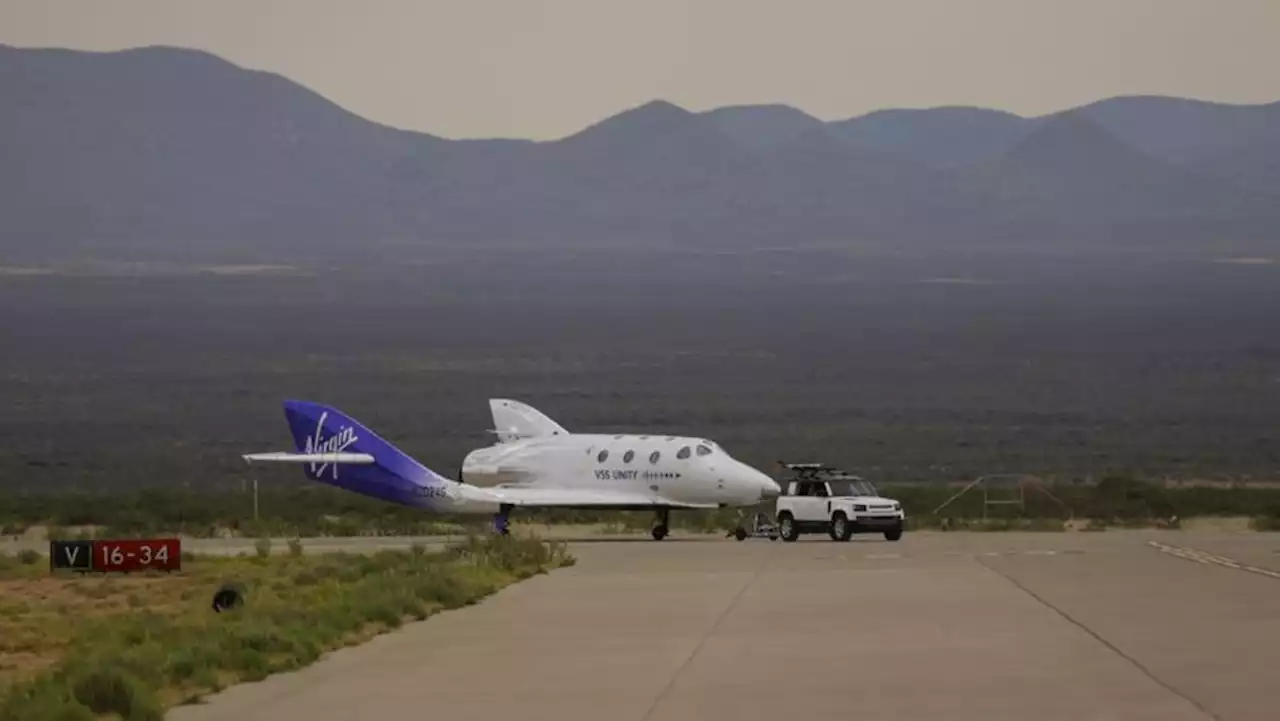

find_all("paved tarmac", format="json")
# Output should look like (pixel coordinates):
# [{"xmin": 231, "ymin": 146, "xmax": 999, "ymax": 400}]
[{"xmin": 164, "ymin": 530, "xmax": 1280, "ymax": 721}]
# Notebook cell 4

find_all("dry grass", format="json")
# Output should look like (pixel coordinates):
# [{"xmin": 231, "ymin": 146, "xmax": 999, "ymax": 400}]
[
  {"xmin": 0, "ymin": 536, "xmax": 574, "ymax": 721},
  {"xmin": 0, "ymin": 570, "xmax": 207, "ymax": 689},
  {"xmin": 1179, "ymin": 516, "xmax": 1255, "ymax": 533}
]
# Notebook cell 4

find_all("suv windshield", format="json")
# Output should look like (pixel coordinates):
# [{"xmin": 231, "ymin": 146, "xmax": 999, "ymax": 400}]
[{"xmin": 828, "ymin": 479, "xmax": 878, "ymax": 497}]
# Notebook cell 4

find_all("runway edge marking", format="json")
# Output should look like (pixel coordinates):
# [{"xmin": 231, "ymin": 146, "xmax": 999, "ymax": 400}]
[{"xmin": 1147, "ymin": 541, "xmax": 1280, "ymax": 579}]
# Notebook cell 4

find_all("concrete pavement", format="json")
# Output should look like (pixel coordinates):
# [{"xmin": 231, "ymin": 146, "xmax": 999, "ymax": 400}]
[{"xmin": 166, "ymin": 530, "xmax": 1280, "ymax": 721}]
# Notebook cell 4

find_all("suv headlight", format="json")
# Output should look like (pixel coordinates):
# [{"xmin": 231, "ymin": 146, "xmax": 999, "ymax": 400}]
[{"xmin": 853, "ymin": 504, "xmax": 867, "ymax": 512}]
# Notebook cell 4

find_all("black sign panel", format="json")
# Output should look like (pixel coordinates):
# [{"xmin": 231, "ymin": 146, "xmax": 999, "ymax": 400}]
[{"xmin": 49, "ymin": 540, "xmax": 93, "ymax": 571}]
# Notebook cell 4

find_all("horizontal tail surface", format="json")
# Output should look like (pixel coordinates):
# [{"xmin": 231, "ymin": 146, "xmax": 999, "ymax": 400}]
[{"xmin": 242, "ymin": 451, "xmax": 375, "ymax": 465}]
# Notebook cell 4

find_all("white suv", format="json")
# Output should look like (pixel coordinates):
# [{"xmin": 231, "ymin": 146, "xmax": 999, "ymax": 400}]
[{"xmin": 773, "ymin": 464, "xmax": 904, "ymax": 542}]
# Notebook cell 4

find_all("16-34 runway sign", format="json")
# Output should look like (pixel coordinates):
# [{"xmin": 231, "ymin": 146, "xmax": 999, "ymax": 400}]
[{"xmin": 49, "ymin": 538, "xmax": 181, "ymax": 574}]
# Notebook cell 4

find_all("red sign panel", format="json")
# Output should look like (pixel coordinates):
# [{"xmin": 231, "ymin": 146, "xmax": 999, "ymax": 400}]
[{"xmin": 90, "ymin": 538, "xmax": 181, "ymax": 573}]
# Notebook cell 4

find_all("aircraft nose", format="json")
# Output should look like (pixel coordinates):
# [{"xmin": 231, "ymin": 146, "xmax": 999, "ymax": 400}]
[{"xmin": 754, "ymin": 469, "xmax": 782, "ymax": 500}]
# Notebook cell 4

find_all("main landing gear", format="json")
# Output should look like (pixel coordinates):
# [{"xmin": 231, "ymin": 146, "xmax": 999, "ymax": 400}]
[
  {"xmin": 493, "ymin": 503, "xmax": 513, "ymax": 536},
  {"xmin": 652, "ymin": 508, "xmax": 670, "ymax": 541}
]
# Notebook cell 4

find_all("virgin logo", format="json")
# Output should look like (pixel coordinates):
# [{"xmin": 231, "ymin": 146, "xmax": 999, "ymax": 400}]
[{"xmin": 305, "ymin": 411, "xmax": 359, "ymax": 480}]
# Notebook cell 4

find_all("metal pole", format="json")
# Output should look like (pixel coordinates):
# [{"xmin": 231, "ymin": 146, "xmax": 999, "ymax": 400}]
[
  {"xmin": 930, "ymin": 475, "xmax": 987, "ymax": 516},
  {"xmin": 253, "ymin": 477, "xmax": 259, "ymax": 522}
]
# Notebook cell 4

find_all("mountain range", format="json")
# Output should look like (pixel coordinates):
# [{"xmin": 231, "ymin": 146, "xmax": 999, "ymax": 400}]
[{"xmin": 2, "ymin": 43, "xmax": 1278, "ymax": 262}]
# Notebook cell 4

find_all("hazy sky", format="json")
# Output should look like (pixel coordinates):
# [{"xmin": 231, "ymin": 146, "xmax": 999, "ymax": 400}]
[{"xmin": 3, "ymin": 0, "xmax": 1278, "ymax": 139}]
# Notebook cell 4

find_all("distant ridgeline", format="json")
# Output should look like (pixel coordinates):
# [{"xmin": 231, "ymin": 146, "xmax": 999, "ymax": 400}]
[{"xmin": 1, "ymin": 43, "xmax": 1278, "ymax": 261}]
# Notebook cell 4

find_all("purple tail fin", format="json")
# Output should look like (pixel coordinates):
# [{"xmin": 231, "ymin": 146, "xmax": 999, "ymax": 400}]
[{"xmin": 281, "ymin": 400, "xmax": 452, "ymax": 508}]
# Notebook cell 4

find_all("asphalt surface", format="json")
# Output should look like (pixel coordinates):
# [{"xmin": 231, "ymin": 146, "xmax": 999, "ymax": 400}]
[{"xmin": 161, "ymin": 529, "xmax": 1280, "ymax": 721}]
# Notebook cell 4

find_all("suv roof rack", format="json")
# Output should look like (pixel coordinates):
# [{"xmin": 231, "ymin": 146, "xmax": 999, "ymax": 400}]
[{"xmin": 776, "ymin": 461, "xmax": 866, "ymax": 482}]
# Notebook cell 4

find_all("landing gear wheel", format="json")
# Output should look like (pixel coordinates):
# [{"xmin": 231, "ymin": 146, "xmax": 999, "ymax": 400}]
[
  {"xmin": 734, "ymin": 527, "xmax": 747, "ymax": 542},
  {"xmin": 829, "ymin": 513, "xmax": 853, "ymax": 542},
  {"xmin": 884, "ymin": 528, "xmax": 903, "ymax": 542},
  {"xmin": 651, "ymin": 509, "xmax": 670, "ymax": 541},
  {"xmin": 778, "ymin": 513, "xmax": 799, "ymax": 542}
]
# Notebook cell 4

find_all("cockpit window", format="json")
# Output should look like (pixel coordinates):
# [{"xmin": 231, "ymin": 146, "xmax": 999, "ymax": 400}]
[
  {"xmin": 696, "ymin": 445, "xmax": 712, "ymax": 456},
  {"xmin": 623, "ymin": 450, "xmax": 634, "ymax": 463},
  {"xmin": 676, "ymin": 446, "xmax": 691, "ymax": 459},
  {"xmin": 597, "ymin": 449, "xmax": 609, "ymax": 463},
  {"xmin": 649, "ymin": 451, "xmax": 660, "ymax": 464}
]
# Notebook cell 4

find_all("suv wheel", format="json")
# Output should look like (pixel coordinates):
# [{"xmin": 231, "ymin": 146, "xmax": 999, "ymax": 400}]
[
  {"xmin": 829, "ymin": 512, "xmax": 852, "ymax": 542},
  {"xmin": 884, "ymin": 528, "xmax": 903, "ymax": 542},
  {"xmin": 778, "ymin": 513, "xmax": 799, "ymax": 542}
]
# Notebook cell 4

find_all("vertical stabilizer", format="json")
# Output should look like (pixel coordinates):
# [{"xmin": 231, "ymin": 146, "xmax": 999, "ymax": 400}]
[
  {"xmin": 278, "ymin": 400, "xmax": 465, "ymax": 510},
  {"xmin": 488, "ymin": 399, "xmax": 569, "ymax": 443}
]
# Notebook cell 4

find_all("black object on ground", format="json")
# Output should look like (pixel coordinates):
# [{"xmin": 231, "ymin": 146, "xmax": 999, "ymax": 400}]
[{"xmin": 212, "ymin": 583, "xmax": 246, "ymax": 612}]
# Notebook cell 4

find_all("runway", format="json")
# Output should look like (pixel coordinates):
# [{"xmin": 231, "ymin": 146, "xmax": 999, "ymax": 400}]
[{"xmin": 163, "ymin": 530, "xmax": 1279, "ymax": 720}]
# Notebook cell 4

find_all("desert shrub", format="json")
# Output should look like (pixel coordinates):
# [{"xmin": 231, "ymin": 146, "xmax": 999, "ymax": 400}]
[
  {"xmin": 1250, "ymin": 514, "xmax": 1280, "ymax": 531},
  {"xmin": 67, "ymin": 665, "xmax": 162, "ymax": 721}
]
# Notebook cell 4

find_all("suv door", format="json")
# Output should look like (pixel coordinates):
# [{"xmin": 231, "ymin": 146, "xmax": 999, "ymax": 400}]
[{"xmin": 793, "ymin": 481, "xmax": 830, "ymax": 523}]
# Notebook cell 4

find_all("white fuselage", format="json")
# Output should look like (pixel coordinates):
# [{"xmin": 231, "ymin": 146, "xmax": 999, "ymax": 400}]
[{"xmin": 461, "ymin": 433, "xmax": 779, "ymax": 508}]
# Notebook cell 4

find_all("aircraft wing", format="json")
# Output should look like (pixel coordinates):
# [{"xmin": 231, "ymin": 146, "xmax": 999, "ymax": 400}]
[{"xmin": 474, "ymin": 486, "xmax": 720, "ymax": 510}]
